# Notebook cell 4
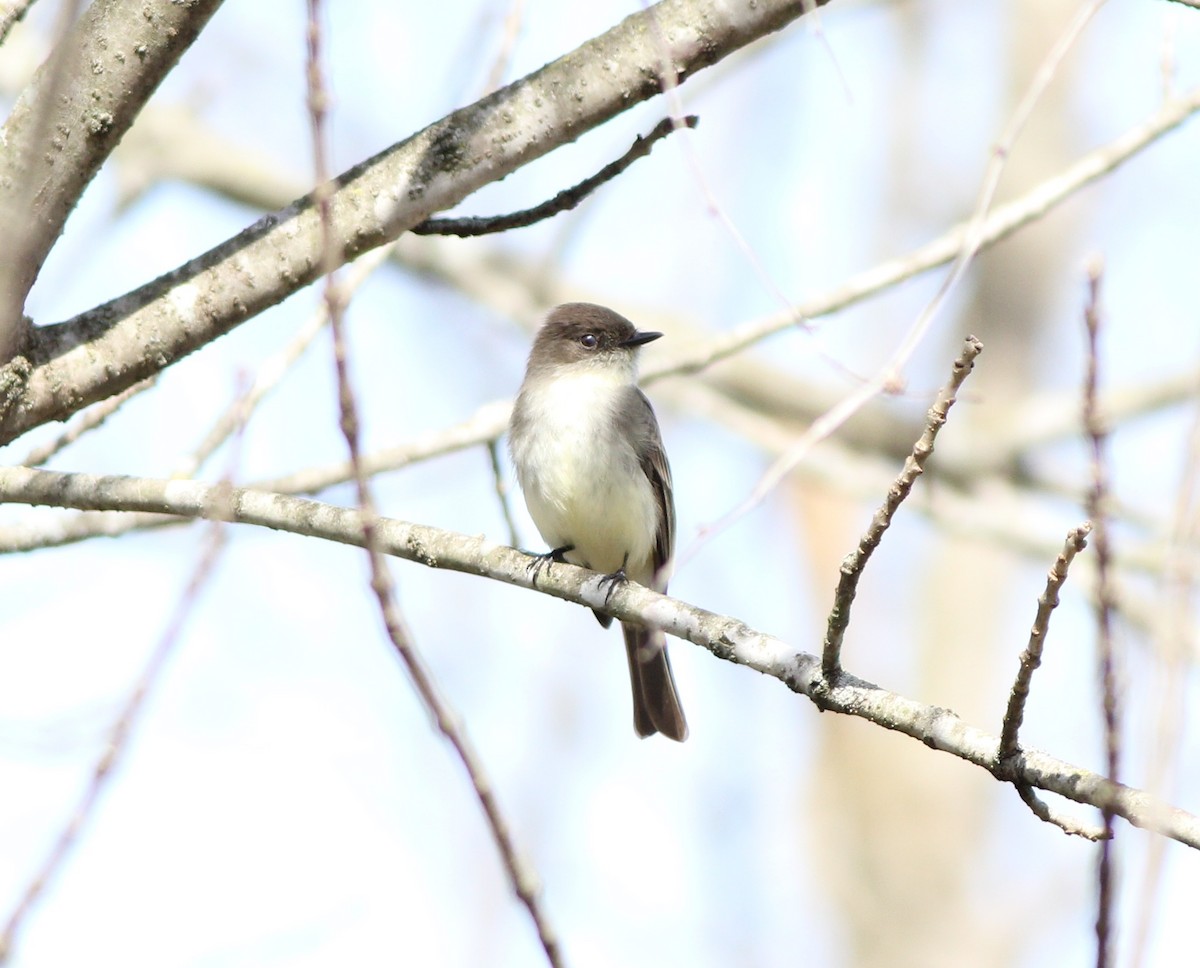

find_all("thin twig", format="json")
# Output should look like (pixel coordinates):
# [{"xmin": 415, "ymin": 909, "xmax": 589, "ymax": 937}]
[
  {"xmin": 687, "ymin": 0, "xmax": 1108, "ymax": 557},
  {"xmin": 0, "ymin": 0, "xmax": 38, "ymax": 47},
  {"xmin": 640, "ymin": 0, "xmax": 800, "ymax": 317},
  {"xmin": 998, "ymin": 523, "xmax": 1093, "ymax": 761},
  {"xmin": 488, "ymin": 438, "xmax": 521, "ymax": 549},
  {"xmin": 1016, "ymin": 783, "xmax": 1107, "ymax": 841},
  {"xmin": 648, "ymin": 85, "xmax": 1200, "ymax": 381},
  {"xmin": 256, "ymin": 399, "xmax": 514, "ymax": 493},
  {"xmin": 997, "ymin": 522, "xmax": 1103, "ymax": 841},
  {"xmin": 411, "ymin": 116, "xmax": 697, "ymax": 238},
  {"xmin": 1082, "ymin": 257, "xmax": 1120, "ymax": 968},
  {"xmin": 21, "ymin": 242, "xmax": 387, "ymax": 477},
  {"xmin": 172, "ymin": 245, "xmax": 393, "ymax": 479},
  {"xmin": 480, "ymin": 0, "xmax": 525, "ymax": 96},
  {"xmin": 819, "ymin": 335, "xmax": 983, "ymax": 678},
  {"xmin": 304, "ymin": 9, "xmax": 563, "ymax": 967},
  {"xmin": 21, "ymin": 376, "xmax": 157, "ymax": 467},
  {"xmin": 1160, "ymin": 3, "xmax": 1180, "ymax": 101}
]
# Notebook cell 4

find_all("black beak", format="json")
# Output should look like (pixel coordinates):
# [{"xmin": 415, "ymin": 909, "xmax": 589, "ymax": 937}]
[{"xmin": 620, "ymin": 330, "xmax": 662, "ymax": 348}]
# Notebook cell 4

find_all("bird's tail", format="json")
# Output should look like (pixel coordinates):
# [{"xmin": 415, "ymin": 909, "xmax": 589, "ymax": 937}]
[{"xmin": 623, "ymin": 623, "xmax": 688, "ymax": 742}]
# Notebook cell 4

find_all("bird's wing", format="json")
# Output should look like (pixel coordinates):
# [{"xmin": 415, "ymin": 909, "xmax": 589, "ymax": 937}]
[{"xmin": 629, "ymin": 387, "xmax": 675, "ymax": 591}]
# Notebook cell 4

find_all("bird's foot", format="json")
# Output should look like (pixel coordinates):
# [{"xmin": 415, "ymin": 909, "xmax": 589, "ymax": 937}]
[
  {"xmin": 597, "ymin": 557, "xmax": 630, "ymax": 605},
  {"xmin": 527, "ymin": 545, "xmax": 574, "ymax": 586}
]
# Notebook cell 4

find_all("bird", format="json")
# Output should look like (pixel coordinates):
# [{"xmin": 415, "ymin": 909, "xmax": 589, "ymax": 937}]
[{"xmin": 509, "ymin": 302, "xmax": 688, "ymax": 741}]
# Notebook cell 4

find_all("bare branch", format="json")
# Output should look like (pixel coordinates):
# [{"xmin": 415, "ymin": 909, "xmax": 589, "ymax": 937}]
[
  {"xmin": 0, "ymin": 0, "xmax": 830, "ymax": 446},
  {"xmin": 172, "ymin": 246, "xmax": 393, "ymax": 480},
  {"xmin": 0, "ymin": 0, "xmax": 226, "ymax": 358},
  {"xmin": 488, "ymin": 438, "xmax": 522, "ymax": 550},
  {"xmin": 1082, "ymin": 258, "xmax": 1120, "ymax": 967},
  {"xmin": 650, "ymin": 85, "xmax": 1200, "ymax": 382},
  {"xmin": 256, "ymin": 399, "xmax": 515, "ymax": 494},
  {"xmin": 820, "ymin": 335, "xmax": 983, "ymax": 678},
  {"xmin": 997, "ymin": 523, "xmax": 1101, "ymax": 841},
  {"xmin": 26, "ymin": 81, "xmax": 1197, "ymax": 479},
  {"xmin": 1016, "ymin": 783, "xmax": 1107, "ymax": 842},
  {"xmin": 6, "ymin": 85, "xmax": 1200, "ymax": 556},
  {"xmin": 685, "ymin": 0, "xmax": 1106, "ymax": 554},
  {"xmin": 1, "ymin": 464, "xmax": 1198, "ymax": 851},
  {"xmin": 999, "ymin": 524, "xmax": 1093, "ymax": 761},
  {"xmin": 413, "ymin": 115, "xmax": 698, "ymax": 237},
  {"xmin": 306, "ymin": 8, "xmax": 562, "ymax": 964},
  {"xmin": 21, "ymin": 376, "xmax": 156, "ymax": 467},
  {"xmin": 0, "ymin": 0, "xmax": 37, "ymax": 47}
]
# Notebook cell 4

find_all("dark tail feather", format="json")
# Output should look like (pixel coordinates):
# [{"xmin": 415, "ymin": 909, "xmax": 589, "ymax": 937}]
[{"xmin": 622, "ymin": 623, "xmax": 688, "ymax": 742}]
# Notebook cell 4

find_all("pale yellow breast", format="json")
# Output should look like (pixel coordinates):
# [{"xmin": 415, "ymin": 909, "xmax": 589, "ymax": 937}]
[{"xmin": 513, "ymin": 368, "xmax": 658, "ymax": 582}]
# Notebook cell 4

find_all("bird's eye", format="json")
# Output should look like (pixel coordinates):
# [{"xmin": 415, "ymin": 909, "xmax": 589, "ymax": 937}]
[{"xmin": 580, "ymin": 333, "xmax": 599, "ymax": 349}]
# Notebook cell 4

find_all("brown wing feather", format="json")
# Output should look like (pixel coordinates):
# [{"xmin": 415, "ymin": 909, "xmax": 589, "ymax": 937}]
[
  {"xmin": 621, "ymin": 387, "xmax": 686, "ymax": 740},
  {"xmin": 630, "ymin": 388, "xmax": 674, "ymax": 592}
]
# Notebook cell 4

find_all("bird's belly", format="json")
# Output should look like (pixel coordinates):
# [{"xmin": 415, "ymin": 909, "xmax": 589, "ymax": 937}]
[{"xmin": 515, "ymin": 395, "xmax": 657, "ymax": 580}]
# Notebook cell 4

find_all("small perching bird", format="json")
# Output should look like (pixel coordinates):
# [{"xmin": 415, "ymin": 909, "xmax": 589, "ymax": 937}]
[{"xmin": 509, "ymin": 303, "xmax": 687, "ymax": 741}]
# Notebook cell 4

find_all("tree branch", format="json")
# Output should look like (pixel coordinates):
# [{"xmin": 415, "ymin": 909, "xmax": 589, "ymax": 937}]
[
  {"xmin": 412, "ymin": 115, "xmax": 698, "ymax": 237},
  {"xmin": 821, "ymin": 335, "xmax": 982, "ymax": 677},
  {"xmin": 0, "ymin": 0, "xmax": 829, "ymax": 445},
  {"xmin": 998, "ymin": 524, "xmax": 1100, "ymax": 840},
  {"xmin": 1082, "ymin": 258, "xmax": 1120, "ymax": 964},
  {"xmin": 0, "ymin": 0, "xmax": 38, "ymax": 47},
  {"xmin": 650, "ymin": 85, "xmax": 1200, "ymax": 382},
  {"xmin": 0, "ymin": 0, "xmax": 226, "ymax": 357},
  {"xmin": 999, "ymin": 524, "xmax": 1093, "ymax": 761},
  {"xmin": 22, "ymin": 78, "xmax": 1195, "ymax": 479},
  {"xmin": 1, "ymin": 464, "xmax": 1197, "ymax": 851}
]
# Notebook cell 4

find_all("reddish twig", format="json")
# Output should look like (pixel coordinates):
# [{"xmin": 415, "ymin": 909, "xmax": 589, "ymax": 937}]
[
  {"xmin": 304, "ymin": 9, "xmax": 563, "ymax": 967},
  {"xmin": 1082, "ymin": 257, "xmax": 1120, "ymax": 968}
]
